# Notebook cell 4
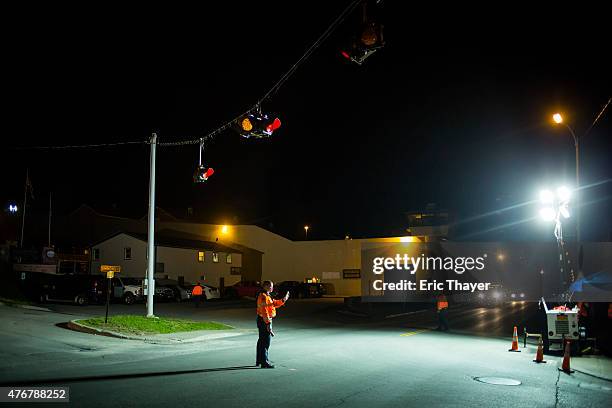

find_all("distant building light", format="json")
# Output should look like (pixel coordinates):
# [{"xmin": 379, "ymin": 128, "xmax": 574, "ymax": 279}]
[{"xmin": 8, "ymin": 204, "xmax": 18, "ymax": 213}]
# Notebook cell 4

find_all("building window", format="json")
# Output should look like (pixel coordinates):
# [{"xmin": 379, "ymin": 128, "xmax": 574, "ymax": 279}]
[
  {"xmin": 226, "ymin": 253, "xmax": 232, "ymax": 264},
  {"xmin": 124, "ymin": 247, "xmax": 132, "ymax": 260},
  {"xmin": 230, "ymin": 267, "xmax": 242, "ymax": 275},
  {"xmin": 92, "ymin": 248, "xmax": 100, "ymax": 261},
  {"xmin": 212, "ymin": 252, "xmax": 219, "ymax": 263},
  {"xmin": 198, "ymin": 251, "xmax": 205, "ymax": 262}
]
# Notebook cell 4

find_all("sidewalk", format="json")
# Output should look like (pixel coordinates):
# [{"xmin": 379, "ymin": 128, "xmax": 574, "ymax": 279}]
[
  {"xmin": 569, "ymin": 355, "xmax": 612, "ymax": 381},
  {"xmin": 67, "ymin": 319, "xmax": 253, "ymax": 345}
]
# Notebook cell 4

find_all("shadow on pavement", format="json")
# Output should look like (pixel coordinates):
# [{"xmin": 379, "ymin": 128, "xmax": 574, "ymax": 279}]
[{"xmin": 1, "ymin": 366, "xmax": 260, "ymax": 387}]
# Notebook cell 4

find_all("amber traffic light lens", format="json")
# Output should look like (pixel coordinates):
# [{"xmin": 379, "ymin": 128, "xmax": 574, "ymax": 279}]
[{"xmin": 241, "ymin": 118, "xmax": 253, "ymax": 131}]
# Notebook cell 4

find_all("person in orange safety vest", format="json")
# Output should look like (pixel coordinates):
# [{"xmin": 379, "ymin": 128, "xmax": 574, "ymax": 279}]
[
  {"xmin": 436, "ymin": 293, "xmax": 449, "ymax": 331},
  {"xmin": 192, "ymin": 282, "xmax": 204, "ymax": 308},
  {"xmin": 256, "ymin": 280, "xmax": 289, "ymax": 368}
]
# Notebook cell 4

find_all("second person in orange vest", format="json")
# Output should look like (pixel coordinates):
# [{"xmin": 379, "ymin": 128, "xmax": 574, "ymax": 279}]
[
  {"xmin": 436, "ymin": 293, "xmax": 449, "ymax": 331},
  {"xmin": 256, "ymin": 280, "xmax": 289, "ymax": 368},
  {"xmin": 192, "ymin": 282, "xmax": 204, "ymax": 308}
]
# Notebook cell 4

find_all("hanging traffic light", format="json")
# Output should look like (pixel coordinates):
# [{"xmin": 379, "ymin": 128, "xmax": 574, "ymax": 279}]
[
  {"xmin": 193, "ymin": 139, "xmax": 214, "ymax": 183},
  {"xmin": 235, "ymin": 110, "xmax": 281, "ymax": 138},
  {"xmin": 193, "ymin": 165, "xmax": 214, "ymax": 183},
  {"xmin": 340, "ymin": 1, "xmax": 384, "ymax": 65}
]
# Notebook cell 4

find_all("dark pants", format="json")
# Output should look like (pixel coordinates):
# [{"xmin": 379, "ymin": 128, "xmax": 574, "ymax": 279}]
[
  {"xmin": 438, "ymin": 308, "xmax": 449, "ymax": 331},
  {"xmin": 193, "ymin": 295, "xmax": 202, "ymax": 307},
  {"xmin": 256, "ymin": 316, "xmax": 271, "ymax": 365}
]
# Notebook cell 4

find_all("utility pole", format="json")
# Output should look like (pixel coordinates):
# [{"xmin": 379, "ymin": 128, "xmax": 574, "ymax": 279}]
[
  {"xmin": 48, "ymin": 192, "xmax": 52, "ymax": 247},
  {"xmin": 146, "ymin": 133, "xmax": 157, "ymax": 318},
  {"xmin": 19, "ymin": 169, "xmax": 29, "ymax": 248}
]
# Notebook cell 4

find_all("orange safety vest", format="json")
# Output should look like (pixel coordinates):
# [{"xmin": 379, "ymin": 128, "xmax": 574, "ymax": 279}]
[
  {"xmin": 257, "ymin": 292, "xmax": 285, "ymax": 324},
  {"xmin": 192, "ymin": 285, "xmax": 203, "ymax": 296},
  {"xmin": 437, "ymin": 295, "xmax": 448, "ymax": 311}
]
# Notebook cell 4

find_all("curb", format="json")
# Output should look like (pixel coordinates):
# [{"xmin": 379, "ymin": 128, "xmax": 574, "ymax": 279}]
[
  {"xmin": 564, "ymin": 360, "xmax": 612, "ymax": 382},
  {"xmin": 0, "ymin": 301, "xmax": 52, "ymax": 312},
  {"xmin": 66, "ymin": 319, "xmax": 249, "ymax": 344}
]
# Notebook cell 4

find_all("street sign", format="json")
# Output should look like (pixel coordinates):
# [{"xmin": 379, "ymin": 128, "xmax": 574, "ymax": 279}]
[{"xmin": 100, "ymin": 265, "xmax": 120, "ymax": 324}]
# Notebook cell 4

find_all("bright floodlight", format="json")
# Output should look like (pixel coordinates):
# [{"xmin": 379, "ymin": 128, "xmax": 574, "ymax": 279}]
[
  {"xmin": 539, "ymin": 189, "xmax": 554, "ymax": 204},
  {"xmin": 539, "ymin": 207, "xmax": 556, "ymax": 222},
  {"xmin": 557, "ymin": 186, "xmax": 571, "ymax": 202},
  {"xmin": 560, "ymin": 207, "xmax": 570, "ymax": 219},
  {"xmin": 553, "ymin": 113, "xmax": 563, "ymax": 124}
]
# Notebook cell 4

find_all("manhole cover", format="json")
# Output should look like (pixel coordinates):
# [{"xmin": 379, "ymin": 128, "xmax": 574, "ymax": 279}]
[{"xmin": 474, "ymin": 377, "xmax": 521, "ymax": 386}]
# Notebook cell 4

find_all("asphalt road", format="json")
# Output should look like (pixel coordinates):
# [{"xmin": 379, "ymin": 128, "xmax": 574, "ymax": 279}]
[{"xmin": 0, "ymin": 300, "xmax": 610, "ymax": 407}]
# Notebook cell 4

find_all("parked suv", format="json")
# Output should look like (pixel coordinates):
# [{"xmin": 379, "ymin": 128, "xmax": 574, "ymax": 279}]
[
  {"xmin": 112, "ymin": 277, "xmax": 143, "ymax": 305},
  {"xmin": 39, "ymin": 274, "xmax": 105, "ymax": 306}
]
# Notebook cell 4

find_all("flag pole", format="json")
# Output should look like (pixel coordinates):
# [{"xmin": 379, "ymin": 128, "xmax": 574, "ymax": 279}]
[{"xmin": 19, "ymin": 169, "xmax": 28, "ymax": 248}]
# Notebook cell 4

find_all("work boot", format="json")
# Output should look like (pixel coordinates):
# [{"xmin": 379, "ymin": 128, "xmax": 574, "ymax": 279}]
[{"xmin": 260, "ymin": 363, "xmax": 275, "ymax": 369}]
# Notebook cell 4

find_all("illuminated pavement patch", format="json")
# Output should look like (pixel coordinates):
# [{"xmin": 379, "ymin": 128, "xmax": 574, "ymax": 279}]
[{"xmin": 474, "ymin": 377, "xmax": 521, "ymax": 386}]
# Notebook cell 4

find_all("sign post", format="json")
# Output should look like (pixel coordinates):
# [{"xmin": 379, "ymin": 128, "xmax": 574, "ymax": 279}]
[{"xmin": 100, "ymin": 265, "xmax": 121, "ymax": 323}]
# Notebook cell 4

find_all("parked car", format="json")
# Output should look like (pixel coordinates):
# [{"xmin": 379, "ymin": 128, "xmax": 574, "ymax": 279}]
[
  {"xmin": 154, "ymin": 286, "xmax": 176, "ymax": 302},
  {"xmin": 224, "ymin": 281, "xmax": 260, "ymax": 299},
  {"xmin": 158, "ymin": 284, "xmax": 191, "ymax": 302},
  {"xmin": 111, "ymin": 277, "xmax": 143, "ymax": 305},
  {"xmin": 274, "ymin": 281, "xmax": 325, "ymax": 299},
  {"xmin": 274, "ymin": 281, "xmax": 306, "ymax": 298},
  {"xmin": 187, "ymin": 283, "xmax": 221, "ymax": 301},
  {"xmin": 202, "ymin": 284, "xmax": 221, "ymax": 300},
  {"xmin": 39, "ymin": 274, "xmax": 105, "ymax": 306}
]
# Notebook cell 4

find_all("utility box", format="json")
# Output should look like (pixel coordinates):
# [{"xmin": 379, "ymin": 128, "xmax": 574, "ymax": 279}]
[{"xmin": 540, "ymin": 297, "xmax": 582, "ymax": 353}]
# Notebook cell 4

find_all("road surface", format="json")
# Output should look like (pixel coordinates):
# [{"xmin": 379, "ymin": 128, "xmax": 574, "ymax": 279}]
[{"xmin": 0, "ymin": 300, "xmax": 609, "ymax": 407}]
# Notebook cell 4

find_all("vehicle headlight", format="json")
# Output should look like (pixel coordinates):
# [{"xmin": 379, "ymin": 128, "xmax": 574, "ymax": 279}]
[
  {"xmin": 492, "ymin": 291, "xmax": 501, "ymax": 299},
  {"xmin": 519, "ymin": 293, "xmax": 525, "ymax": 298},
  {"xmin": 511, "ymin": 293, "xmax": 516, "ymax": 299}
]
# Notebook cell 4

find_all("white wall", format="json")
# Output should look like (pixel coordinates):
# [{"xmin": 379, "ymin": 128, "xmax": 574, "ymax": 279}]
[
  {"xmin": 91, "ymin": 233, "xmax": 242, "ymax": 287},
  {"xmin": 91, "ymin": 234, "xmax": 147, "ymax": 278},
  {"xmin": 156, "ymin": 246, "xmax": 241, "ymax": 287}
]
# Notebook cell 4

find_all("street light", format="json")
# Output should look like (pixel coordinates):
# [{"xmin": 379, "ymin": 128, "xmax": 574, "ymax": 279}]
[
  {"xmin": 551, "ymin": 112, "xmax": 580, "ymax": 243},
  {"xmin": 304, "ymin": 225, "xmax": 309, "ymax": 240}
]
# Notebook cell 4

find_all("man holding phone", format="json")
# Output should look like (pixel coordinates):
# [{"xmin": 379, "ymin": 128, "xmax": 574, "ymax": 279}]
[{"xmin": 256, "ymin": 280, "xmax": 290, "ymax": 368}]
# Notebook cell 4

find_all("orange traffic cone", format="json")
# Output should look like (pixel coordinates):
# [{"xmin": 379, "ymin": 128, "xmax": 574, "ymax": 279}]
[
  {"xmin": 558, "ymin": 340, "xmax": 574, "ymax": 373},
  {"xmin": 508, "ymin": 326, "xmax": 521, "ymax": 352},
  {"xmin": 533, "ymin": 337, "xmax": 546, "ymax": 363}
]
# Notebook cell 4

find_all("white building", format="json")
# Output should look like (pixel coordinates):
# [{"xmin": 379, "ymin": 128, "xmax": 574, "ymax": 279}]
[{"xmin": 90, "ymin": 230, "xmax": 244, "ymax": 288}]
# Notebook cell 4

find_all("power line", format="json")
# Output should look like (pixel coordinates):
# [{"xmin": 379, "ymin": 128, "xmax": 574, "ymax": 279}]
[
  {"xmin": 15, "ymin": 140, "xmax": 148, "ymax": 150},
  {"xmin": 14, "ymin": 1, "xmax": 362, "ymax": 150},
  {"xmin": 158, "ymin": 0, "xmax": 362, "ymax": 147},
  {"xmin": 583, "ymin": 96, "xmax": 611, "ymax": 138}
]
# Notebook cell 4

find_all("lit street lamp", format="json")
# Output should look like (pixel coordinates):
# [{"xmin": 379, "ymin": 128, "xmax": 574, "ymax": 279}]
[
  {"xmin": 304, "ymin": 225, "xmax": 309, "ymax": 240},
  {"xmin": 551, "ymin": 113, "xmax": 580, "ymax": 243}
]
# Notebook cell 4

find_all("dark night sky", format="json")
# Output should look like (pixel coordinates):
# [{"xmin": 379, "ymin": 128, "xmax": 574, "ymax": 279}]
[{"xmin": 2, "ymin": 2, "xmax": 611, "ymax": 241}]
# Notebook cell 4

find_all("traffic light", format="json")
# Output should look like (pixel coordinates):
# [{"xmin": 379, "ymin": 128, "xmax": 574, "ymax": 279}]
[
  {"xmin": 340, "ymin": 1, "xmax": 384, "ymax": 65},
  {"xmin": 193, "ymin": 139, "xmax": 214, "ymax": 183},
  {"xmin": 236, "ymin": 111, "xmax": 281, "ymax": 138},
  {"xmin": 193, "ymin": 165, "xmax": 214, "ymax": 183}
]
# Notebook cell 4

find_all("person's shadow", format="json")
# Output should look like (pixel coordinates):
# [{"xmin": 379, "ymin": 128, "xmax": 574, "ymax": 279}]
[{"xmin": 2, "ymin": 366, "xmax": 261, "ymax": 387}]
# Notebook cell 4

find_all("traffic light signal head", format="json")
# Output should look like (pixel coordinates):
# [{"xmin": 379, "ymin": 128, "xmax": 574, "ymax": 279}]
[
  {"xmin": 193, "ymin": 165, "xmax": 214, "ymax": 183},
  {"xmin": 236, "ymin": 112, "xmax": 281, "ymax": 138}
]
